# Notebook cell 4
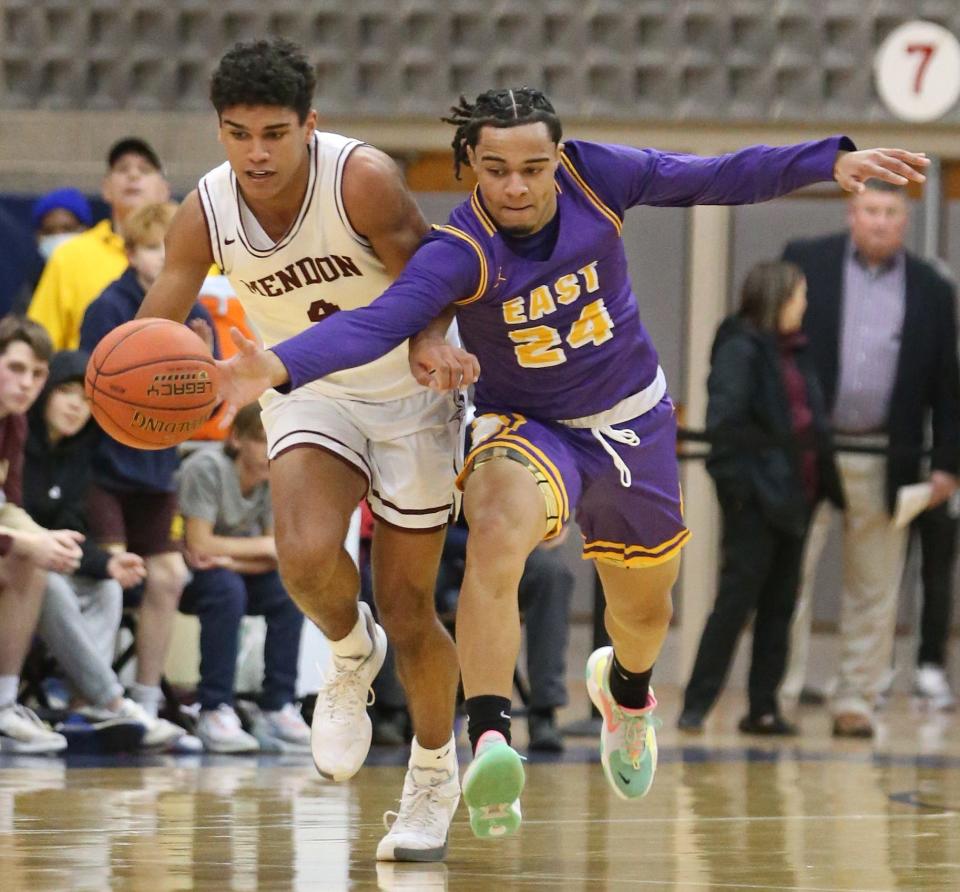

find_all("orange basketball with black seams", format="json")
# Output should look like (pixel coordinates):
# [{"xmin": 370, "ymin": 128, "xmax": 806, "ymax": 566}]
[{"xmin": 84, "ymin": 318, "xmax": 220, "ymax": 450}]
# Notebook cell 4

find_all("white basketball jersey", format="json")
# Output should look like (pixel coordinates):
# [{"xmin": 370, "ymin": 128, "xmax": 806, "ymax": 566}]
[{"xmin": 198, "ymin": 131, "xmax": 420, "ymax": 402}]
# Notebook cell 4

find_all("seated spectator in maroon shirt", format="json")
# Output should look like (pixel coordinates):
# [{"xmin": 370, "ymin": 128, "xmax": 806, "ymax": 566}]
[{"xmin": 0, "ymin": 316, "xmax": 83, "ymax": 754}]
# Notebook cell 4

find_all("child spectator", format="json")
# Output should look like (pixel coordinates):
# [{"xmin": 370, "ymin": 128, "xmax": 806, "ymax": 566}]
[
  {"xmin": 178, "ymin": 405, "xmax": 309, "ymax": 753},
  {"xmin": 79, "ymin": 202, "xmax": 216, "ymax": 730}
]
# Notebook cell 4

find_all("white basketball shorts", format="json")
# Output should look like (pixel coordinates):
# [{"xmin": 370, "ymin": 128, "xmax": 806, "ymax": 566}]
[{"xmin": 260, "ymin": 386, "xmax": 464, "ymax": 530}]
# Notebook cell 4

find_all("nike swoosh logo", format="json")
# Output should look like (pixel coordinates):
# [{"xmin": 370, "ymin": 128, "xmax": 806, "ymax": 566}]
[
  {"xmin": 224, "ymin": 237, "xmax": 235, "ymax": 244},
  {"xmin": 617, "ymin": 771, "xmax": 630, "ymax": 785},
  {"xmin": 499, "ymin": 711, "xmax": 511, "ymax": 720}
]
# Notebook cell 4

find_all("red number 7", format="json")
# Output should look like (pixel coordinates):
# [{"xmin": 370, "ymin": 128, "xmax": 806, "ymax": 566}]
[{"xmin": 906, "ymin": 43, "xmax": 937, "ymax": 94}]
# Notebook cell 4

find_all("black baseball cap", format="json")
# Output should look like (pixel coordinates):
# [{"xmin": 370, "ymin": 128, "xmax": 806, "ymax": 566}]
[{"xmin": 107, "ymin": 137, "xmax": 163, "ymax": 173}]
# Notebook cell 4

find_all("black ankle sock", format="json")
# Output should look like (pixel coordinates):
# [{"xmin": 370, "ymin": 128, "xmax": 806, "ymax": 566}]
[
  {"xmin": 609, "ymin": 655, "xmax": 653, "ymax": 710},
  {"xmin": 465, "ymin": 695, "xmax": 512, "ymax": 753}
]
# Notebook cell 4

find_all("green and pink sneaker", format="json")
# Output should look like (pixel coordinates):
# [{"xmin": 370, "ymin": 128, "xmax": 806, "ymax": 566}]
[
  {"xmin": 585, "ymin": 646, "xmax": 661, "ymax": 801},
  {"xmin": 461, "ymin": 731, "xmax": 525, "ymax": 839}
]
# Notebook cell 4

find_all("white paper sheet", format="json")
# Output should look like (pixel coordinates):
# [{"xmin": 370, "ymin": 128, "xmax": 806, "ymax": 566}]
[{"xmin": 894, "ymin": 482, "xmax": 933, "ymax": 529}]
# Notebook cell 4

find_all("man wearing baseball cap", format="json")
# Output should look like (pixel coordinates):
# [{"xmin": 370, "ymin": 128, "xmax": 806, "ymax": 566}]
[{"xmin": 28, "ymin": 137, "xmax": 169, "ymax": 350}]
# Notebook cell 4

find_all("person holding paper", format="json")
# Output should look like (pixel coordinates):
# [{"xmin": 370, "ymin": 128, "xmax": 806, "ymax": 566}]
[{"xmin": 781, "ymin": 181, "xmax": 960, "ymax": 738}]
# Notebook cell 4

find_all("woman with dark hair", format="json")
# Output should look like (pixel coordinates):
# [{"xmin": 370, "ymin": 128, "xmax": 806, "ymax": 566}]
[{"xmin": 679, "ymin": 261, "xmax": 843, "ymax": 735}]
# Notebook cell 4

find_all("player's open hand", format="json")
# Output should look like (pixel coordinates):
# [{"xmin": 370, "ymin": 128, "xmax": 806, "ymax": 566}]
[
  {"xmin": 409, "ymin": 340, "xmax": 481, "ymax": 392},
  {"xmin": 834, "ymin": 148, "xmax": 929, "ymax": 193},
  {"xmin": 215, "ymin": 327, "xmax": 289, "ymax": 428}
]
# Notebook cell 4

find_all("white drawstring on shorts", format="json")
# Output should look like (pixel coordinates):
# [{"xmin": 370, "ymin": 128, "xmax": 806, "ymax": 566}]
[{"xmin": 591, "ymin": 425, "xmax": 641, "ymax": 488}]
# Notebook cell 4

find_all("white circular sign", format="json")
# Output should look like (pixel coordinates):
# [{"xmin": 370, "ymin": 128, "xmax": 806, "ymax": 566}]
[{"xmin": 875, "ymin": 20, "xmax": 960, "ymax": 122}]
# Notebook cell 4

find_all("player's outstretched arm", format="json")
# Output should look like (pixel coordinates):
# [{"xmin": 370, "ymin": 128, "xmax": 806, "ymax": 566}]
[
  {"xmin": 833, "ymin": 148, "xmax": 928, "ymax": 193},
  {"xmin": 137, "ymin": 190, "xmax": 215, "ymax": 323}
]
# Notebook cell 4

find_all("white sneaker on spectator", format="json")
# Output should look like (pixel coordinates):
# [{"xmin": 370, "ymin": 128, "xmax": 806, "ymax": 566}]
[
  {"xmin": 914, "ymin": 664, "xmax": 955, "ymax": 711},
  {"xmin": 0, "ymin": 703, "xmax": 67, "ymax": 754},
  {"xmin": 312, "ymin": 601, "xmax": 387, "ymax": 781},
  {"xmin": 262, "ymin": 703, "xmax": 311, "ymax": 748},
  {"xmin": 197, "ymin": 704, "xmax": 260, "ymax": 754},
  {"xmin": 167, "ymin": 732, "xmax": 204, "ymax": 754},
  {"xmin": 87, "ymin": 698, "xmax": 189, "ymax": 750}
]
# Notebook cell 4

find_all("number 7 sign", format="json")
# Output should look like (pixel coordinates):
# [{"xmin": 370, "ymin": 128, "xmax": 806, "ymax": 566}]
[{"xmin": 875, "ymin": 21, "xmax": 960, "ymax": 122}]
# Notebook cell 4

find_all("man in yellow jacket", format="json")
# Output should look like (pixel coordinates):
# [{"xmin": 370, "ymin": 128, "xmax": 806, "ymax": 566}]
[{"xmin": 28, "ymin": 138, "xmax": 170, "ymax": 350}]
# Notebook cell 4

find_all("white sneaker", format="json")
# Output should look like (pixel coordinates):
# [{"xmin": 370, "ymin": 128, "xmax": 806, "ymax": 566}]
[
  {"xmin": 0, "ymin": 703, "xmax": 67, "ymax": 754},
  {"xmin": 311, "ymin": 601, "xmax": 387, "ymax": 781},
  {"xmin": 377, "ymin": 764, "xmax": 460, "ymax": 862},
  {"xmin": 262, "ymin": 703, "xmax": 311, "ymax": 748},
  {"xmin": 915, "ymin": 664, "xmax": 955, "ymax": 711},
  {"xmin": 107, "ymin": 698, "xmax": 189, "ymax": 749},
  {"xmin": 196, "ymin": 705, "xmax": 260, "ymax": 754}
]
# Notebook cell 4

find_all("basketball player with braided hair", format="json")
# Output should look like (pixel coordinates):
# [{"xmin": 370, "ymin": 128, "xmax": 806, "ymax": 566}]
[
  {"xmin": 138, "ymin": 39, "xmax": 478, "ymax": 863},
  {"xmin": 215, "ymin": 86, "xmax": 929, "ymax": 837}
]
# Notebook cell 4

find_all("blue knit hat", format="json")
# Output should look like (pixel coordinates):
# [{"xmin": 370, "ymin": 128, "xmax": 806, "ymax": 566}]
[{"xmin": 31, "ymin": 188, "xmax": 93, "ymax": 230}]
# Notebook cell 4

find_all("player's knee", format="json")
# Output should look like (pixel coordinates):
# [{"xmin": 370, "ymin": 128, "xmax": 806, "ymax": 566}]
[
  {"xmin": 465, "ymin": 503, "xmax": 537, "ymax": 567},
  {"xmin": 277, "ymin": 533, "xmax": 340, "ymax": 596},
  {"xmin": 611, "ymin": 589, "xmax": 673, "ymax": 631},
  {"xmin": 376, "ymin": 590, "xmax": 437, "ymax": 646}
]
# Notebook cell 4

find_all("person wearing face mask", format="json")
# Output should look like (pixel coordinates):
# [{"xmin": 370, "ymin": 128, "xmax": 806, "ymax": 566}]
[
  {"xmin": 34, "ymin": 189, "xmax": 92, "ymax": 263},
  {"xmin": 678, "ymin": 262, "xmax": 843, "ymax": 736},
  {"xmin": 7, "ymin": 189, "xmax": 93, "ymax": 318},
  {"xmin": 28, "ymin": 138, "xmax": 170, "ymax": 350}
]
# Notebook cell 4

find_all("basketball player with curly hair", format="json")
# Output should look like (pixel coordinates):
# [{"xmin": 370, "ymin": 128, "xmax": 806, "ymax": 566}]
[{"xmin": 212, "ymin": 86, "xmax": 927, "ymax": 837}]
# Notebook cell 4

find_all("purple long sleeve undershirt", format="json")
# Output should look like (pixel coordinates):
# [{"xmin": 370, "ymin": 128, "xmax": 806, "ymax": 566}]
[{"xmin": 272, "ymin": 136, "xmax": 855, "ymax": 391}]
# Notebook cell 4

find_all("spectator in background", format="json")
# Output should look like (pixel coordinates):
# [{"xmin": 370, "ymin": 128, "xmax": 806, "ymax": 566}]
[
  {"xmin": 29, "ymin": 137, "xmax": 169, "ymax": 349},
  {"xmin": 79, "ymin": 201, "xmax": 216, "ymax": 733},
  {"xmin": 782, "ymin": 181, "xmax": 960, "ymax": 738},
  {"xmin": 0, "ymin": 205, "xmax": 37, "ymax": 317},
  {"xmin": 23, "ymin": 349, "xmax": 189, "ymax": 749},
  {"xmin": 914, "ymin": 499, "xmax": 958, "ymax": 710},
  {"xmin": 679, "ymin": 262, "xmax": 842, "ymax": 735},
  {"xmin": 517, "ymin": 530, "xmax": 575, "ymax": 752},
  {"xmin": 911, "ymin": 250, "xmax": 958, "ymax": 711},
  {"xmin": 178, "ymin": 405, "xmax": 309, "ymax": 754},
  {"xmin": 0, "ymin": 317, "xmax": 81, "ymax": 753},
  {"xmin": 9, "ymin": 189, "xmax": 94, "ymax": 318},
  {"xmin": 356, "ymin": 499, "xmax": 410, "ymax": 747}
]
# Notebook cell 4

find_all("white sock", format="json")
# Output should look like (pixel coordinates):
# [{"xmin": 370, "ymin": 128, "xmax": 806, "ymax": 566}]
[
  {"xmin": 0, "ymin": 675, "xmax": 18, "ymax": 709},
  {"xmin": 409, "ymin": 734, "xmax": 458, "ymax": 776},
  {"xmin": 129, "ymin": 683, "xmax": 162, "ymax": 718},
  {"xmin": 329, "ymin": 605, "xmax": 373, "ymax": 661}
]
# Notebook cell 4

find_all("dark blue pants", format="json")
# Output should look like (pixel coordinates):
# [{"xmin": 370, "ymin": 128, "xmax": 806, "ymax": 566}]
[{"xmin": 179, "ymin": 567, "xmax": 303, "ymax": 711}]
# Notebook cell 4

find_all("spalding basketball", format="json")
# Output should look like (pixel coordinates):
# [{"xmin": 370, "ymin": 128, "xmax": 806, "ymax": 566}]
[{"xmin": 85, "ymin": 318, "xmax": 219, "ymax": 450}]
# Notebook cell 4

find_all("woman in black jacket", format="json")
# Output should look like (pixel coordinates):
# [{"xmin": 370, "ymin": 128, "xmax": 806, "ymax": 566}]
[{"xmin": 679, "ymin": 261, "xmax": 843, "ymax": 734}]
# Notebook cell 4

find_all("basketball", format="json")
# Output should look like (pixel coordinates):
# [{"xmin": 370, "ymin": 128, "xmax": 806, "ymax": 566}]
[{"xmin": 84, "ymin": 318, "xmax": 219, "ymax": 450}]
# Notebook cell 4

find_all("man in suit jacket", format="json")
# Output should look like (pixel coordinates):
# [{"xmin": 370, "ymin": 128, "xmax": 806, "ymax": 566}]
[{"xmin": 781, "ymin": 180, "xmax": 960, "ymax": 738}]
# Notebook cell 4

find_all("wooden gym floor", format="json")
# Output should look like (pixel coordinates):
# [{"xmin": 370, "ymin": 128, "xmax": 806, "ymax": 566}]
[{"xmin": 2, "ymin": 687, "xmax": 959, "ymax": 891}]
